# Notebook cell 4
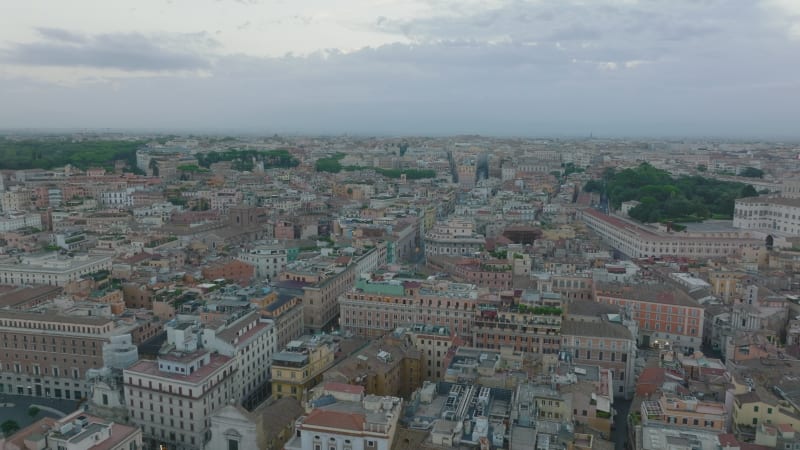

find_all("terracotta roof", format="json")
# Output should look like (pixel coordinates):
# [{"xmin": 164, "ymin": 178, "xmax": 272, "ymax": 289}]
[
  {"xmin": 325, "ymin": 382, "xmax": 365, "ymax": 395},
  {"xmin": 303, "ymin": 409, "xmax": 365, "ymax": 432}
]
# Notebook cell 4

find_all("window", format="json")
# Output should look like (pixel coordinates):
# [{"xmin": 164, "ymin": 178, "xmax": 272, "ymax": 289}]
[
  {"xmin": 754, "ymin": 406, "xmax": 759, "ymax": 412},
  {"xmin": 228, "ymin": 440, "xmax": 239, "ymax": 450}
]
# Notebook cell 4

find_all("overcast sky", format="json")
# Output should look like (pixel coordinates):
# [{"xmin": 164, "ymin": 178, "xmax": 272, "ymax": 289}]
[{"xmin": 1, "ymin": 0, "xmax": 799, "ymax": 138}]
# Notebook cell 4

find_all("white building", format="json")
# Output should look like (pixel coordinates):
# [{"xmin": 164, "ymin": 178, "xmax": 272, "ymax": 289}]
[
  {"xmin": 0, "ymin": 212, "xmax": 41, "ymax": 232},
  {"xmin": 99, "ymin": 188, "xmax": 135, "ymax": 208},
  {"xmin": 283, "ymin": 386, "xmax": 402, "ymax": 450},
  {"xmin": 733, "ymin": 196, "xmax": 800, "ymax": 237},
  {"xmin": 166, "ymin": 310, "xmax": 277, "ymax": 409},
  {"xmin": 424, "ymin": 218, "xmax": 486, "ymax": 257},
  {"xmin": 237, "ymin": 241, "xmax": 289, "ymax": 280},
  {"xmin": 124, "ymin": 349, "xmax": 237, "ymax": 450},
  {"xmin": 0, "ymin": 253, "xmax": 112, "ymax": 286},
  {"xmin": 581, "ymin": 209, "xmax": 764, "ymax": 259}
]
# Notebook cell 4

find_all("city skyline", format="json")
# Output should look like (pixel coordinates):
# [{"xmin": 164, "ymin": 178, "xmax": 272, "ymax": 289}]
[{"xmin": 1, "ymin": 0, "xmax": 800, "ymax": 138}]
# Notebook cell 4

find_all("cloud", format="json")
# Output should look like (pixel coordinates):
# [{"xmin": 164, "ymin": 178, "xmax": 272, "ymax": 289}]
[
  {"xmin": 0, "ymin": 28, "xmax": 215, "ymax": 72},
  {"xmin": 0, "ymin": 0, "xmax": 799, "ymax": 138}
]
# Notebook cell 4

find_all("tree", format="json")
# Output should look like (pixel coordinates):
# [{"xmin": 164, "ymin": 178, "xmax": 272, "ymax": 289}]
[
  {"xmin": 740, "ymin": 167, "xmax": 764, "ymax": 178},
  {"xmin": 1, "ymin": 420, "xmax": 19, "ymax": 436},
  {"xmin": 740, "ymin": 184, "xmax": 758, "ymax": 198},
  {"xmin": 28, "ymin": 406, "xmax": 40, "ymax": 417},
  {"xmin": 696, "ymin": 164, "xmax": 707, "ymax": 172},
  {"xmin": 149, "ymin": 158, "xmax": 159, "ymax": 177}
]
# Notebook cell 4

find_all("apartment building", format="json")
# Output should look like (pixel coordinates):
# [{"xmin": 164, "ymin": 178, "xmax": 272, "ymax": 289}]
[
  {"xmin": 270, "ymin": 334, "xmax": 337, "ymax": 401},
  {"xmin": 424, "ymin": 218, "xmax": 486, "ymax": 257},
  {"xmin": 641, "ymin": 393, "xmax": 727, "ymax": 432},
  {"xmin": 165, "ymin": 310, "xmax": 276, "ymax": 410},
  {"xmin": 397, "ymin": 324, "xmax": 459, "ymax": 381},
  {"xmin": 256, "ymin": 291, "xmax": 304, "ymax": 351},
  {"xmin": 324, "ymin": 336, "xmax": 423, "ymax": 398},
  {"xmin": 280, "ymin": 247, "xmax": 383, "ymax": 332},
  {"xmin": 594, "ymin": 281, "xmax": 704, "ymax": 351},
  {"xmin": 561, "ymin": 316, "xmax": 636, "ymax": 399},
  {"xmin": 283, "ymin": 388, "xmax": 402, "ymax": 450},
  {"xmin": 237, "ymin": 240, "xmax": 289, "ymax": 280},
  {"xmin": 201, "ymin": 259, "xmax": 255, "ymax": 286},
  {"xmin": 339, "ymin": 277, "xmax": 478, "ymax": 340},
  {"xmin": 427, "ymin": 255, "xmax": 513, "ymax": 290},
  {"xmin": 0, "ymin": 212, "xmax": 41, "ymax": 232},
  {"xmin": 0, "ymin": 310, "xmax": 140, "ymax": 400},
  {"xmin": 0, "ymin": 252, "xmax": 112, "ymax": 287},
  {"xmin": 581, "ymin": 208, "xmax": 763, "ymax": 259},
  {"xmin": 734, "ymin": 196, "xmax": 800, "ymax": 236},
  {"xmin": 472, "ymin": 303, "xmax": 562, "ymax": 354},
  {"xmin": 124, "ymin": 349, "xmax": 236, "ymax": 450}
]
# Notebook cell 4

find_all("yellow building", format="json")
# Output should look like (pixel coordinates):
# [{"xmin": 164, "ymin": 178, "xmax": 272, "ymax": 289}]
[
  {"xmin": 270, "ymin": 335, "xmax": 336, "ymax": 401},
  {"xmin": 731, "ymin": 386, "xmax": 800, "ymax": 431}
]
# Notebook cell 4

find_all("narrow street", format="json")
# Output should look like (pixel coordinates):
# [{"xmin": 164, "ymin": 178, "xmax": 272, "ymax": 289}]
[{"xmin": 612, "ymin": 398, "xmax": 633, "ymax": 450}]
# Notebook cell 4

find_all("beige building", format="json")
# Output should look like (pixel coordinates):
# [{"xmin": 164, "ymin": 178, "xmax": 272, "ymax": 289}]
[
  {"xmin": 124, "ymin": 349, "xmax": 237, "ymax": 450},
  {"xmin": 270, "ymin": 334, "xmax": 336, "ymax": 401},
  {"xmin": 339, "ymin": 277, "xmax": 478, "ymax": 340},
  {"xmin": 581, "ymin": 209, "xmax": 764, "ymax": 259},
  {"xmin": 0, "ymin": 310, "xmax": 140, "ymax": 400}
]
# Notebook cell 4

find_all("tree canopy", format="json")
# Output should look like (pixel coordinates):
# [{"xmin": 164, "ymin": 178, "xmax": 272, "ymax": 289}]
[
  {"xmin": 739, "ymin": 166, "xmax": 764, "ymax": 178},
  {"xmin": 0, "ymin": 138, "xmax": 144, "ymax": 170},
  {"xmin": 585, "ymin": 163, "xmax": 759, "ymax": 223}
]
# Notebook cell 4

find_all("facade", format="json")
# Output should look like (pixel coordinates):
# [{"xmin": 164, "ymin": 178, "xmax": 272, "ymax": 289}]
[
  {"xmin": 0, "ymin": 310, "xmax": 135, "ymax": 400},
  {"xmin": 206, "ymin": 397, "xmax": 304, "ymax": 450},
  {"xmin": 427, "ymin": 255, "xmax": 513, "ymax": 290},
  {"xmin": 238, "ymin": 241, "xmax": 289, "ymax": 281},
  {"xmin": 594, "ymin": 281, "xmax": 704, "ymax": 351},
  {"xmin": 641, "ymin": 393, "xmax": 727, "ymax": 432},
  {"xmin": 165, "ymin": 310, "xmax": 277, "ymax": 410},
  {"xmin": 581, "ymin": 208, "xmax": 764, "ymax": 259},
  {"xmin": 283, "ymin": 389, "xmax": 402, "ymax": 450},
  {"xmin": 0, "ymin": 212, "xmax": 41, "ymax": 232},
  {"xmin": 424, "ymin": 218, "xmax": 486, "ymax": 258},
  {"xmin": 281, "ymin": 247, "xmax": 383, "ymax": 332},
  {"xmin": 323, "ymin": 336, "xmax": 423, "ymax": 398},
  {"xmin": 560, "ymin": 316, "xmax": 637, "ymax": 399},
  {"xmin": 124, "ymin": 350, "xmax": 237, "ymax": 450},
  {"xmin": 0, "ymin": 253, "xmax": 112, "ymax": 287},
  {"xmin": 339, "ymin": 278, "xmax": 478, "ymax": 340},
  {"xmin": 734, "ymin": 196, "xmax": 800, "ymax": 236},
  {"xmin": 201, "ymin": 259, "xmax": 255, "ymax": 286},
  {"xmin": 397, "ymin": 324, "xmax": 459, "ymax": 381},
  {"xmin": 257, "ymin": 292, "xmax": 304, "ymax": 351},
  {"xmin": 472, "ymin": 304, "xmax": 562, "ymax": 354},
  {"xmin": 271, "ymin": 335, "xmax": 337, "ymax": 401}
]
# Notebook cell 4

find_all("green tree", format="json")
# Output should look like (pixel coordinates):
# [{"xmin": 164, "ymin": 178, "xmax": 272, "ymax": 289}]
[
  {"xmin": 27, "ymin": 406, "xmax": 40, "ymax": 417},
  {"xmin": 740, "ymin": 167, "xmax": 764, "ymax": 178},
  {"xmin": 740, "ymin": 184, "xmax": 758, "ymax": 198},
  {"xmin": 1, "ymin": 420, "xmax": 19, "ymax": 436}
]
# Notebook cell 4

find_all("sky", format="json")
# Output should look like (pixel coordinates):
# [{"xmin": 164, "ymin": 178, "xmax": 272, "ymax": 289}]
[{"xmin": 1, "ymin": 0, "xmax": 799, "ymax": 138}]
